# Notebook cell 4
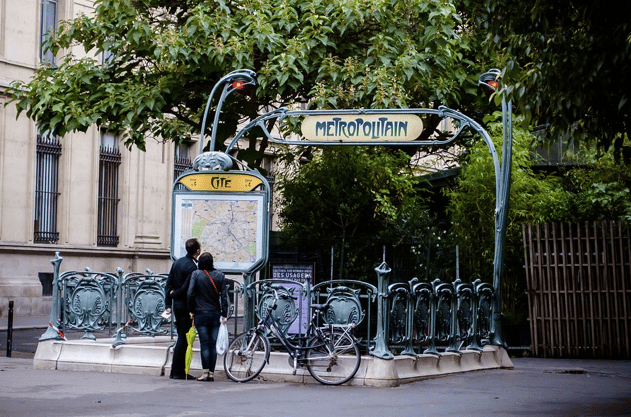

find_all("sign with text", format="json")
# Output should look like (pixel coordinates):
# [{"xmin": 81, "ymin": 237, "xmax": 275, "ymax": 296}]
[
  {"xmin": 178, "ymin": 173, "xmax": 263, "ymax": 192},
  {"xmin": 301, "ymin": 114, "xmax": 423, "ymax": 142},
  {"xmin": 270, "ymin": 263, "xmax": 315, "ymax": 334}
]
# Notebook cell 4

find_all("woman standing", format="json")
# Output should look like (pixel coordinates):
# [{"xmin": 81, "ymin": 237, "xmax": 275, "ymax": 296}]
[{"xmin": 187, "ymin": 252, "xmax": 229, "ymax": 381}]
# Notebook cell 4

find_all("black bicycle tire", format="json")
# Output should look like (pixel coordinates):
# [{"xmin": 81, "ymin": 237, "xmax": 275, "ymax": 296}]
[
  {"xmin": 306, "ymin": 328, "xmax": 361, "ymax": 385},
  {"xmin": 223, "ymin": 331, "xmax": 270, "ymax": 383}
]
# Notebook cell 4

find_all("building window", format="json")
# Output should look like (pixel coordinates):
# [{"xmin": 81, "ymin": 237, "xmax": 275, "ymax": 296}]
[
  {"xmin": 97, "ymin": 131, "xmax": 121, "ymax": 247},
  {"xmin": 40, "ymin": 0, "xmax": 58, "ymax": 64},
  {"xmin": 173, "ymin": 142, "xmax": 192, "ymax": 190},
  {"xmin": 102, "ymin": 37, "xmax": 114, "ymax": 66},
  {"xmin": 34, "ymin": 132, "xmax": 61, "ymax": 244}
]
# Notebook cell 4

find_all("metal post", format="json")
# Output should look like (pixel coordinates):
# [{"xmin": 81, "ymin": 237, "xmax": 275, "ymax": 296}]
[
  {"xmin": 198, "ymin": 70, "xmax": 256, "ymax": 154},
  {"xmin": 243, "ymin": 272, "xmax": 255, "ymax": 330},
  {"xmin": 370, "ymin": 262, "xmax": 393, "ymax": 359},
  {"xmin": 6, "ymin": 301, "xmax": 13, "ymax": 357},
  {"xmin": 478, "ymin": 69, "xmax": 513, "ymax": 347},
  {"xmin": 330, "ymin": 245, "xmax": 334, "ymax": 281},
  {"xmin": 40, "ymin": 252, "xmax": 64, "ymax": 341},
  {"xmin": 455, "ymin": 245, "xmax": 460, "ymax": 281}
]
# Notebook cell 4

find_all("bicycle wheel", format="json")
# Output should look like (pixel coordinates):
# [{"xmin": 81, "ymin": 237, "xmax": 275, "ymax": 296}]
[
  {"xmin": 306, "ymin": 329, "xmax": 361, "ymax": 385},
  {"xmin": 223, "ymin": 331, "xmax": 270, "ymax": 383}
]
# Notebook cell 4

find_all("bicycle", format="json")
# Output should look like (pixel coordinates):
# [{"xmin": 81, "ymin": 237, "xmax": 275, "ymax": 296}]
[{"xmin": 223, "ymin": 284, "xmax": 361, "ymax": 385}]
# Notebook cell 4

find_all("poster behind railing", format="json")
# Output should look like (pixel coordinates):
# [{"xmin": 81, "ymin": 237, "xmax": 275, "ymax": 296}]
[{"xmin": 269, "ymin": 263, "xmax": 315, "ymax": 334}]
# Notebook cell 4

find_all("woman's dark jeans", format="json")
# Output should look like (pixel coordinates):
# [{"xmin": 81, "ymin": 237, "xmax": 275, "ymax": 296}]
[{"xmin": 194, "ymin": 310, "xmax": 221, "ymax": 372}]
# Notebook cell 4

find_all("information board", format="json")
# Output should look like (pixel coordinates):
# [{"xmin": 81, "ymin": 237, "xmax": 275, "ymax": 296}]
[
  {"xmin": 172, "ymin": 193, "xmax": 265, "ymax": 272},
  {"xmin": 270, "ymin": 263, "xmax": 315, "ymax": 334}
]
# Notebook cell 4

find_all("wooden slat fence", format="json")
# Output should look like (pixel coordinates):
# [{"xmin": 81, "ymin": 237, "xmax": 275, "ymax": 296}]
[{"xmin": 522, "ymin": 221, "xmax": 631, "ymax": 358}]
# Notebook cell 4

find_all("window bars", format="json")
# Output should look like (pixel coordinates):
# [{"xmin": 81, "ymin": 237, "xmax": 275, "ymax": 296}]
[
  {"xmin": 34, "ymin": 134, "xmax": 61, "ymax": 244},
  {"xmin": 173, "ymin": 143, "xmax": 192, "ymax": 190},
  {"xmin": 97, "ymin": 143, "xmax": 121, "ymax": 247}
]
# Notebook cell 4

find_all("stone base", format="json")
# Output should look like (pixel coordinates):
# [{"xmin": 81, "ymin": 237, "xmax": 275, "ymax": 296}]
[{"xmin": 34, "ymin": 338, "xmax": 513, "ymax": 386}]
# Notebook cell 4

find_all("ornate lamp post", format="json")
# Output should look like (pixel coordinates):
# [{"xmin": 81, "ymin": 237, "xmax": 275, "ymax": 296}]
[
  {"xmin": 198, "ymin": 69, "xmax": 256, "ymax": 154},
  {"xmin": 478, "ymin": 68, "xmax": 513, "ymax": 346}
]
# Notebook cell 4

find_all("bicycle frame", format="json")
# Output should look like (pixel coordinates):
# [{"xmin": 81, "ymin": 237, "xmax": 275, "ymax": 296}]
[{"xmin": 257, "ymin": 287, "xmax": 355, "ymax": 369}]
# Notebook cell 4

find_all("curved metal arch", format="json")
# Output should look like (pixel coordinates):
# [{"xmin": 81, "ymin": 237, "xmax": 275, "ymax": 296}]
[{"xmin": 204, "ymin": 69, "xmax": 512, "ymax": 347}]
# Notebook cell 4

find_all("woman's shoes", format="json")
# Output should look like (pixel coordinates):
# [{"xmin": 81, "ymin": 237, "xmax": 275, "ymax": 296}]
[{"xmin": 197, "ymin": 371, "xmax": 214, "ymax": 382}]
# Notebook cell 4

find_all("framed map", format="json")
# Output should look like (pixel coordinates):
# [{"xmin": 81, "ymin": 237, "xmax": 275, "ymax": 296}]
[{"xmin": 171, "ymin": 192, "xmax": 266, "ymax": 272}]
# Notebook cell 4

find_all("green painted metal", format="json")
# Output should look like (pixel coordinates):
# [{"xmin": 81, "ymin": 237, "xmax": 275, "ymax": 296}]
[
  {"xmin": 41, "ymin": 69, "xmax": 512, "ymax": 357},
  {"xmin": 372, "ymin": 262, "xmax": 394, "ymax": 359},
  {"xmin": 120, "ymin": 271, "xmax": 169, "ymax": 336},
  {"xmin": 222, "ymin": 69, "xmax": 512, "ymax": 347},
  {"xmin": 199, "ymin": 69, "xmax": 256, "ymax": 154},
  {"xmin": 39, "ymin": 252, "xmax": 65, "ymax": 341}
]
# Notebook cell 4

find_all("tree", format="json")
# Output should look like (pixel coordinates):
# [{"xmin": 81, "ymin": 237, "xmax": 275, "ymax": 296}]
[
  {"xmin": 557, "ymin": 149, "xmax": 631, "ymax": 223},
  {"xmin": 467, "ymin": 0, "xmax": 631, "ymax": 161},
  {"xmin": 8, "ymin": 0, "xmax": 478, "ymax": 162},
  {"xmin": 276, "ymin": 146, "xmax": 436, "ymax": 279},
  {"xmin": 444, "ymin": 112, "xmax": 567, "ymax": 320}
]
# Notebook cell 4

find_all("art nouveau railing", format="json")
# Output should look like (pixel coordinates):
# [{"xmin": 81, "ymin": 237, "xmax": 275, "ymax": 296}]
[
  {"xmin": 245, "ymin": 262, "xmax": 495, "ymax": 358},
  {"xmin": 40, "ymin": 253, "xmax": 243, "ymax": 344},
  {"xmin": 41, "ymin": 254, "xmax": 494, "ymax": 358}
]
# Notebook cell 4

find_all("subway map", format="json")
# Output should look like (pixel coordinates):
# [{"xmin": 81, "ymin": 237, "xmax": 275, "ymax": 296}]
[{"xmin": 173, "ymin": 194, "xmax": 264, "ymax": 271}]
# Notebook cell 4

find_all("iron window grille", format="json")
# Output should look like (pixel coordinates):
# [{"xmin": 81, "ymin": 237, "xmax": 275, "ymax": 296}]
[
  {"xmin": 34, "ymin": 133, "xmax": 61, "ymax": 244},
  {"xmin": 174, "ymin": 142, "xmax": 192, "ymax": 190},
  {"xmin": 97, "ymin": 133, "xmax": 121, "ymax": 247}
]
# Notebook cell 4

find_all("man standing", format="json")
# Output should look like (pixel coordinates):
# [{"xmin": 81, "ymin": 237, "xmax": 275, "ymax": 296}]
[{"xmin": 165, "ymin": 238, "xmax": 200, "ymax": 380}]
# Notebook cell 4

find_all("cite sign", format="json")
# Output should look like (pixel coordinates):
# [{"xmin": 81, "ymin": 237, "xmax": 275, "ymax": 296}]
[
  {"xmin": 178, "ymin": 173, "xmax": 262, "ymax": 192},
  {"xmin": 301, "ymin": 113, "xmax": 423, "ymax": 142}
]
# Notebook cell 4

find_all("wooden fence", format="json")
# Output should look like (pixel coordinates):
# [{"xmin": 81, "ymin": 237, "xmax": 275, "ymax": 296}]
[{"xmin": 522, "ymin": 221, "xmax": 631, "ymax": 359}]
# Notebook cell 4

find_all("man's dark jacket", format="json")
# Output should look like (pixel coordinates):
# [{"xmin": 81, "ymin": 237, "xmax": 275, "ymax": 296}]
[{"xmin": 165, "ymin": 254, "xmax": 197, "ymax": 306}]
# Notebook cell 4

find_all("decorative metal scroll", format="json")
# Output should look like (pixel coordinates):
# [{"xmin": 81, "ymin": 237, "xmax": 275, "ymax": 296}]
[
  {"xmin": 249, "ymin": 280, "xmax": 305, "ymax": 339},
  {"xmin": 455, "ymin": 280, "xmax": 475, "ymax": 349},
  {"xmin": 121, "ymin": 271, "xmax": 169, "ymax": 336},
  {"xmin": 319, "ymin": 286, "xmax": 364, "ymax": 326},
  {"xmin": 433, "ymin": 281, "xmax": 455, "ymax": 352},
  {"xmin": 60, "ymin": 268, "xmax": 120, "ymax": 340},
  {"xmin": 475, "ymin": 280, "xmax": 494, "ymax": 346},
  {"xmin": 385, "ymin": 273, "xmax": 495, "ymax": 357},
  {"xmin": 311, "ymin": 279, "xmax": 378, "ymax": 354},
  {"xmin": 388, "ymin": 283, "xmax": 409, "ymax": 347}
]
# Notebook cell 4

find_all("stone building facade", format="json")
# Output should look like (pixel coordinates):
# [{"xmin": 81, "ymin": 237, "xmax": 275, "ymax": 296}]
[{"xmin": 0, "ymin": 0, "xmax": 190, "ymax": 316}]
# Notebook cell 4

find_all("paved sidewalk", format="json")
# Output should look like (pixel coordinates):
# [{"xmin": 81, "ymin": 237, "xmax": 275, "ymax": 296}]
[{"xmin": 0, "ymin": 356, "xmax": 630, "ymax": 416}]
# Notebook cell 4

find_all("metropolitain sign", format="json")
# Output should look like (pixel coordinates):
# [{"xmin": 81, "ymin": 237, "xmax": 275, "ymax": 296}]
[{"xmin": 301, "ymin": 114, "xmax": 423, "ymax": 142}]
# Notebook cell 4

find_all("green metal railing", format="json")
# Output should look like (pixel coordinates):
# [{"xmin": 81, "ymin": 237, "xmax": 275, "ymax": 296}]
[{"xmin": 41, "ymin": 253, "xmax": 493, "ymax": 359}]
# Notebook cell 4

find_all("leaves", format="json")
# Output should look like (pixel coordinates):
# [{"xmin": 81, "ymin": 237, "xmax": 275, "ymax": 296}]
[
  {"xmin": 277, "ymin": 147, "xmax": 430, "ymax": 242},
  {"xmin": 467, "ymin": 0, "xmax": 631, "ymax": 161},
  {"xmin": 6, "ymin": 0, "xmax": 479, "ymax": 153}
]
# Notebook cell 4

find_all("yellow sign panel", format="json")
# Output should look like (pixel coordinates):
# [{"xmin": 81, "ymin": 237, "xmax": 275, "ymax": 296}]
[
  {"xmin": 179, "ymin": 173, "xmax": 262, "ymax": 192},
  {"xmin": 301, "ymin": 113, "xmax": 423, "ymax": 142}
]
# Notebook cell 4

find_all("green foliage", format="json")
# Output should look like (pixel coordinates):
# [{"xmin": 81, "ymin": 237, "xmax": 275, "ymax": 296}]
[
  {"xmin": 446, "ymin": 113, "xmax": 566, "ymax": 271},
  {"xmin": 278, "ymin": 147, "xmax": 429, "ymax": 239},
  {"xmin": 276, "ymin": 146, "xmax": 436, "ymax": 279},
  {"xmin": 467, "ymin": 0, "xmax": 631, "ymax": 161},
  {"xmin": 554, "ymin": 146, "xmax": 631, "ymax": 223},
  {"xmin": 444, "ymin": 113, "xmax": 565, "ymax": 320},
  {"xmin": 7, "ymin": 0, "xmax": 479, "ymax": 153}
]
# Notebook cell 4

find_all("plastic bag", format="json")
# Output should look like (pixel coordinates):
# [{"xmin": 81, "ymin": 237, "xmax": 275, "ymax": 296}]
[{"xmin": 216, "ymin": 321, "xmax": 229, "ymax": 355}]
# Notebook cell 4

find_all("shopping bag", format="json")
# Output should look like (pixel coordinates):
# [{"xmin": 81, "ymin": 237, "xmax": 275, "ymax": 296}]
[
  {"xmin": 185, "ymin": 321, "xmax": 197, "ymax": 375},
  {"xmin": 216, "ymin": 321, "xmax": 229, "ymax": 355}
]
